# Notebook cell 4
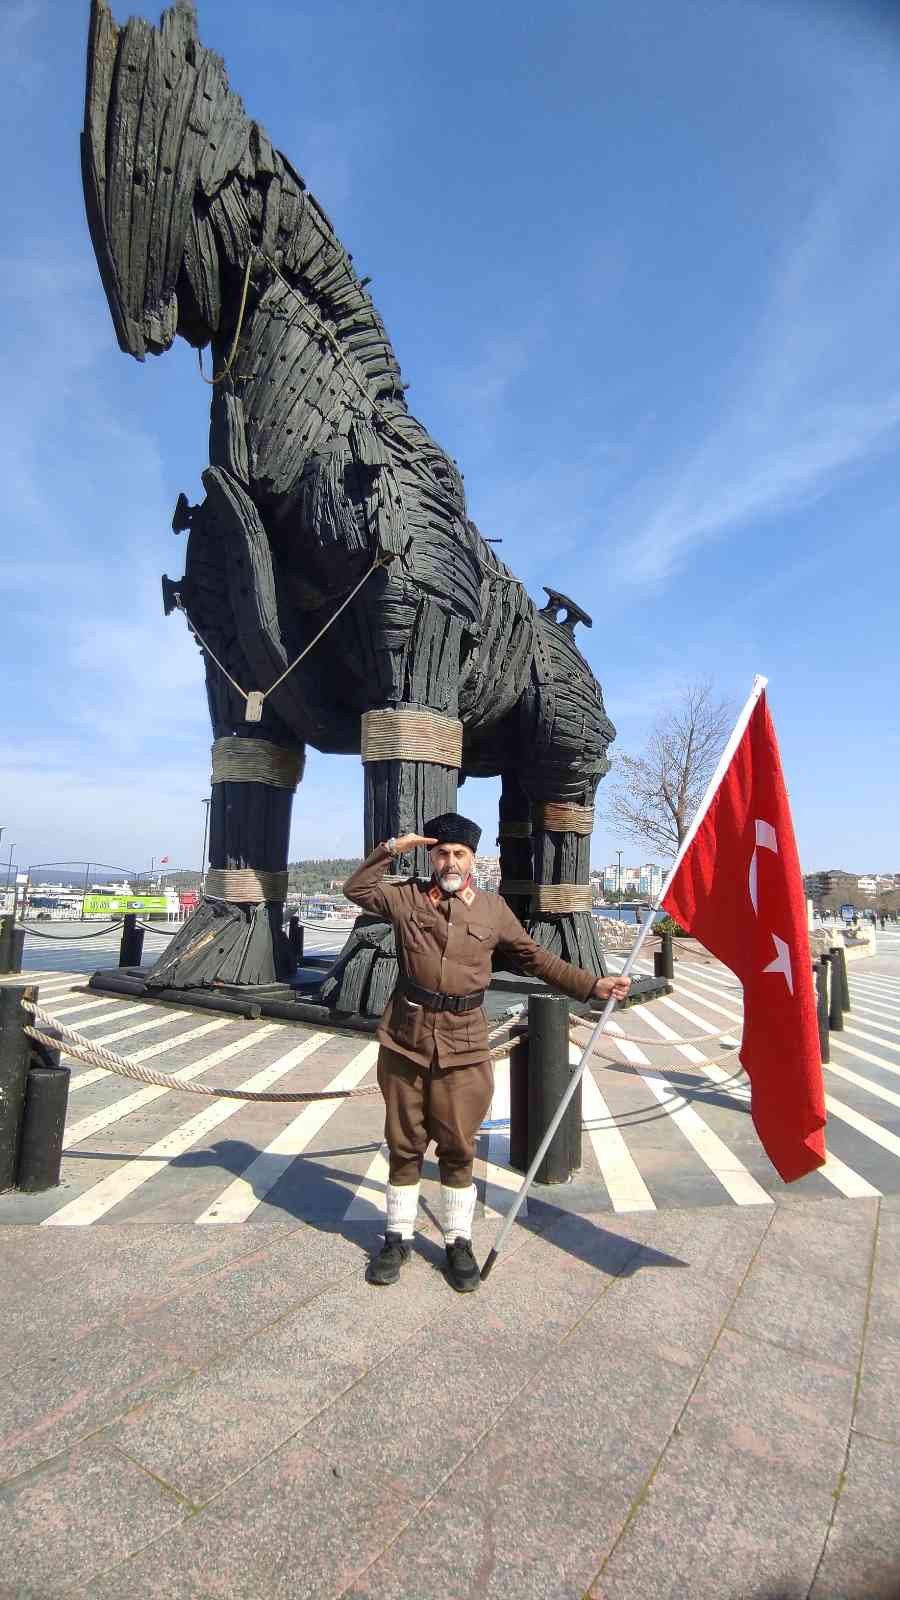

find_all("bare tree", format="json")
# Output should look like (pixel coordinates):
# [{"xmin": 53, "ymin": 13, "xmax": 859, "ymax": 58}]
[{"xmin": 604, "ymin": 680, "xmax": 734, "ymax": 859}]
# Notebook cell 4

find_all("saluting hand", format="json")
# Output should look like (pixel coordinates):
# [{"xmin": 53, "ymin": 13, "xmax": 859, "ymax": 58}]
[
  {"xmin": 592, "ymin": 975, "xmax": 631, "ymax": 1002},
  {"xmin": 389, "ymin": 834, "xmax": 438, "ymax": 854}
]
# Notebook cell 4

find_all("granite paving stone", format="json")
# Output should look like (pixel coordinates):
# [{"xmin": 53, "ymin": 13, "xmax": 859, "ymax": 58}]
[
  {"xmin": 586, "ymin": 1431, "xmax": 835, "ymax": 1600},
  {"xmin": 655, "ymin": 1325, "xmax": 853, "ymax": 1489},
  {"xmin": 79, "ymin": 1440, "xmax": 416, "ymax": 1600},
  {"xmin": 104, "ymin": 1256, "xmax": 452, "ymax": 1504},
  {"xmin": 343, "ymin": 1446, "xmax": 650, "ymax": 1600},
  {"xmin": 299, "ymin": 1320, "xmax": 549, "ymax": 1503},
  {"xmin": 810, "ymin": 1433, "xmax": 900, "ymax": 1600},
  {"xmin": 0, "ymin": 1438, "xmax": 187, "ymax": 1598},
  {"xmin": 0, "ymin": 1221, "xmax": 305, "ymax": 1377},
  {"xmin": 0, "ymin": 1322, "xmax": 193, "ymax": 1483},
  {"xmin": 120, "ymin": 1224, "xmax": 368, "ymax": 1366},
  {"xmin": 725, "ymin": 1255, "xmax": 868, "ymax": 1369},
  {"xmin": 845, "ymin": 1324, "xmax": 896, "ymax": 1452},
  {"xmin": 753, "ymin": 1196, "xmax": 878, "ymax": 1287}
]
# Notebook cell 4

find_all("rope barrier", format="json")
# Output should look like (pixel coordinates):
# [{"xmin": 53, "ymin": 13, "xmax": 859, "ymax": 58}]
[
  {"xmin": 568, "ymin": 1018, "xmax": 740, "ymax": 1070},
  {"xmin": 22, "ymin": 1003, "xmax": 381, "ymax": 1103},
  {"xmin": 136, "ymin": 921, "xmax": 178, "ymax": 936},
  {"xmin": 14, "ymin": 922, "xmax": 121, "ymax": 940},
  {"xmin": 568, "ymin": 1012, "xmax": 738, "ymax": 1045}
]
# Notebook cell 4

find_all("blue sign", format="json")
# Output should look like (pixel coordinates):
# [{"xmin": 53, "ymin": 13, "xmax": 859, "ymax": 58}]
[{"xmin": 840, "ymin": 903, "xmax": 856, "ymax": 921}]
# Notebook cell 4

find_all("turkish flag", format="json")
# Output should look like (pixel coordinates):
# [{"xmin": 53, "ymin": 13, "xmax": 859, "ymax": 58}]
[
  {"xmin": 662, "ymin": 690, "xmax": 826, "ymax": 1182},
  {"xmin": 160, "ymin": 855, "xmax": 170, "ymax": 863}
]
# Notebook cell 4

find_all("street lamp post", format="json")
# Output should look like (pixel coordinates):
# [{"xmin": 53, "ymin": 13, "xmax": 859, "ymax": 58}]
[
  {"xmin": 200, "ymin": 798, "xmax": 211, "ymax": 894},
  {"xmin": 616, "ymin": 850, "xmax": 623, "ymax": 900}
]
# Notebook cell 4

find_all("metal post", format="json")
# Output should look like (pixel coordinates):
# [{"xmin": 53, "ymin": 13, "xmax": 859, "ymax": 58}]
[
  {"xmin": 833, "ymin": 944, "xmax": 850, "ymax": 1012},
  {"xmin": 287, "ymin": 914, "xmax": 304, "ymax": 968},
  {"xmin": 200, "ymin": 797, "xmax": 211, "ymax": 894},
  {"xmin": 654, "ymin": 929, "xmax": 674, "ymax": 981},
  {"xmin": 0, "ymin": 983, "xmax": 33, "ymax": 1192},
  {"xmin": 118, "ymin": 913, "xmax": 145, "ymax": 968},
  {"xmin": 15, "ymin": 1041, "xmax": 70, "ymax": 1193},
  {"xmin": 0, "ymin": 914, "xmax": 12, "ymax": 974},
  {"xmin": 814, "ymin": 959, "xmax": 830, "ymax": 1064},
  {"xmin": 510, "ymin": 993, "xmax": 581, "ymax": 1184},
  {"xmin": 826, "ymin": 950, "xmax": 844, "ymax": 1031}
]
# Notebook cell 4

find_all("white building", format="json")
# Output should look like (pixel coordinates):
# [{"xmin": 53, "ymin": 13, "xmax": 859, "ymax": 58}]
[{"xmin": 600, "ymin": 862, "xmax": 665, "ymax": 897}]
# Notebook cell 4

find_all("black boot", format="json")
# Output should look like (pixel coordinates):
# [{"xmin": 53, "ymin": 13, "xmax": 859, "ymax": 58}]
[
  {"xmin": 444, "ymin": 1236, "xmax": 480, "ymax": 1293},
  {"xmin": 367, "ymin": 1231, "xmax": 411, "ymax": 1287}
]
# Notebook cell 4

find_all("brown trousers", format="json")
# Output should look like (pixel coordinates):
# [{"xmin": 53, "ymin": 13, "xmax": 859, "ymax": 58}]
[{"xmin": 377, "ymin": 1045, "xmax": 494, "ymax": 1188}]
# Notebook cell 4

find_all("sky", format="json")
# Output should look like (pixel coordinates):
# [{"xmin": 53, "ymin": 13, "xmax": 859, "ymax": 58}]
[{"xmin": 2, "ymin": 0, "xmax": 899, "ymax": 882}]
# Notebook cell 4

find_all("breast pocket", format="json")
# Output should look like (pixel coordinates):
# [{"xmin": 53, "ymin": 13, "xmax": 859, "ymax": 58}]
[
  {"xmin": 466, "ymin": 923, "xmax": 494, "ymax": 949},
  {"xmin": 405, "ymin": 911, "xmax": 435, "ymax": 954}
]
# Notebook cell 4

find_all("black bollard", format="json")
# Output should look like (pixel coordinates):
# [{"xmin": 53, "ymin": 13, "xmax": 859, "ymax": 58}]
[
  {"xmin": 0, "ymin": 914, "xmax": 12, "ymax": 974},
  {"xmin": 511, "ymin": 993, "xmax": 582, "ymax": 1184},
  {"xmin": 654, "ymin": 930, "xmax": 674, "ymax": 981},
  {"xmin": 118, "ymin": 913, "xmax": 145, "ymax": 968},
  {"xmin": 833, "ymin": 944, "xmax": 850, "ymax": 1012},
  {"xmin": 288, "ymin": 914, "xmax": 304, "ymax": 968},
  {"xmin": 0, "ymin": 983, "xmax": 33, "ymax": 1192},
  {"xmin": 826, "ymin": 950, "xmax": 844, "ymax": 1032},
  {"xmin": 16, "ymin": 1044, "xmax": 70, "ymax": 1193},
  {"xmin": 9, "ymin": 927, "xmax": 25, "ymax": 974},
  {"xmin": 814, "ymin": 959, "xmax": 830, "ymax": 1064}
]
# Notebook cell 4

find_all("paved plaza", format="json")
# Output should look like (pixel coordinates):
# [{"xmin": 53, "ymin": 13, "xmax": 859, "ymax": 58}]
[{"xmin": 1, "ymin": 927, "xmax": 899, "ymax": 1596}]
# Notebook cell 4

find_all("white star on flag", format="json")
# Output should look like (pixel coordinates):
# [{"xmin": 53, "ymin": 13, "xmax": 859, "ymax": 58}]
[{"xmin": 763, "ymin": 932, "xmax": 794, "ymax": 995}]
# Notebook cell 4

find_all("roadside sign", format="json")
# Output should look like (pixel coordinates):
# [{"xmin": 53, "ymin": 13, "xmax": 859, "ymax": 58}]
[
  {"xmin": 82, "ymin": 895, "xmax": 169, "ymax": 916},
  {"xmin": 840, "ymin": 903, "xmax": 856, "ymax": 922}
]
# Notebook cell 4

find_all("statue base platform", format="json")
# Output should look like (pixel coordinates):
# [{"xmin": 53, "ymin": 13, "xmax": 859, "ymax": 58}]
[{"xmin": 87, "ymin": 966, "xmax": 671, "ymax": 1031}]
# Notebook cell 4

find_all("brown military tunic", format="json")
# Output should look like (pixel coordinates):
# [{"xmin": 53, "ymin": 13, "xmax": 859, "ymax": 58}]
[{"xmin": 343, "ymin": 846, "xmax": 598, "ymax": 1186}]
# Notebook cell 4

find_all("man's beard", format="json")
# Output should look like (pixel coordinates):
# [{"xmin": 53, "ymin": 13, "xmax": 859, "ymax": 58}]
[{"xmin": 437, "ymin": 870, "xmax": 465, "ymax": 894}]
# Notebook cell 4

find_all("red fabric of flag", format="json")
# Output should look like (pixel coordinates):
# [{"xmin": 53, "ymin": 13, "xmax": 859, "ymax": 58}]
[
  {"xmin": 662, "ymin": 691, "xmax": 826, "ymax": 1181},
  {"xmin": 160, "ymin": 855, "xmax": 170, "ymax": 863}
]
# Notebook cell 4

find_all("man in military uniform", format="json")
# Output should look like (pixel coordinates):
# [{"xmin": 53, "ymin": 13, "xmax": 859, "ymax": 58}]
[{"xmin": 344, "ymin": 813, "xmax": 631, "ymax": 1292}]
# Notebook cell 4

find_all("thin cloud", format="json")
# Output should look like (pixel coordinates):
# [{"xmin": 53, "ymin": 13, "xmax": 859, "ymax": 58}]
[{"xmin": 605, "ymin": 93, "xmax": 900, "ymax": 590}]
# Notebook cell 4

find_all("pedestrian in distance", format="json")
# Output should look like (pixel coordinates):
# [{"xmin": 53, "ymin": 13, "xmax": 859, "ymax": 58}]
[{"xmin": 344, "ymin": 814, "xmax": 631, "ymax": 1292}]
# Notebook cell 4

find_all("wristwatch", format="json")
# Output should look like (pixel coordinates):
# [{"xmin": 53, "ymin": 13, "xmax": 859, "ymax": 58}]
[{"xmin": 385, "ymin": 837, "xmax": 399, "ymax": 856}]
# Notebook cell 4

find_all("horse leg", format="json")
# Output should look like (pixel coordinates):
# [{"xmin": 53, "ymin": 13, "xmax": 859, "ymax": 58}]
[
  {"xmin": 319, "ymin": 600, "xmax": 467, "ymax": 1016},
  {"xmin": 519, "ymin": 784, "xmax": 608, "ymax": 977},
  {"xmin": 145, "ymin": 479, "xmax": 305, "ymax": 991},
  {"xmin": 497, "ymin": 769, "xmax": 533, "ymax": 923}
]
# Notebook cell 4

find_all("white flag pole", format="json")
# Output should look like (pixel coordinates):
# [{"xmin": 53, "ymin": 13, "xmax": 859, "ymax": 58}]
[{"xmin": 480, "ymin": 674, "xmax": 769, "ymax": 1281}]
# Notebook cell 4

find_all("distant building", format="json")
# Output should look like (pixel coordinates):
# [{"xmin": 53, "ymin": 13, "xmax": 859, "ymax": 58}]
[
  {"xmin": 803, "ymin": 869, "xmax": 858, "ymax": 907},
  {"xmin": 473, "ymin": 853, "xmax": 501, "ymax": 892},
  {"xmin": 600, "ymin": 862, "xmax": 664, "ymax": 898}
]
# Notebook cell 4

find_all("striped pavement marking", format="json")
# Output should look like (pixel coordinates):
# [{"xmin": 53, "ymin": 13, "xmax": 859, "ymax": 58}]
[
  {"xmin": 600, "ymin": 1021, "xmax": 773, "ymax": 1207},
  {"xmin": 41, "ymin": 997, "xmax": 122, "ymax": 1021},
  {"xmin": 343, "ymin": 1141, "xmax": 393, "ymax": 1221},
  {"xmin": 635, "ymin": 995, "xmax": 880, "ymax": 1200},
  {"xmin": 0, "ymin": 970, "xmax": 60, "ymax": 984},
  {"xmin": 43, "ymin": 1031, "xmax": 331, "ymax": 1227},
  {"xmin": 62, "ymin": 1020, "xmax": 247, "ymax": 1147},
  {"xmin": 578, "ymin": 1048, "xmax": 656, "ymax": 1212},
  {"xmin": 48, "ymin": 1002, "xmax": 170, "ymax": 1035},
  {"xmin": 664, "ymin": 968, "xmax": 900, "ymax": 1164},
  {"xmin": 195, "ymin": 1041, "xmax": 380, "ymax": 1224},
  {"xmin": 66, "ymin": 1011, "xmax": 198, "ymax": 1091},
  {"xmin": 344, "ymin": 1146, "xmax": 443, "ymax": 1222},
  {"xmin": 480, "ymin": 1056, "xmax": 529, "ymax": 1218}
]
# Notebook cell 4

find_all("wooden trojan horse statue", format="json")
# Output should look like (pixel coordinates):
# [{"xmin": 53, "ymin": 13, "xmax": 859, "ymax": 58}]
[{"xmin": 81, "ymin": 0, "xmax": 617, "ymax": 1015}]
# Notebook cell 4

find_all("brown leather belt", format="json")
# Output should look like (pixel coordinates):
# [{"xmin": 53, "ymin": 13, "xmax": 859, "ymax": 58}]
[{"xmin": 398, "ymin": 978, "xmax": 485, "ymax": 1015}]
